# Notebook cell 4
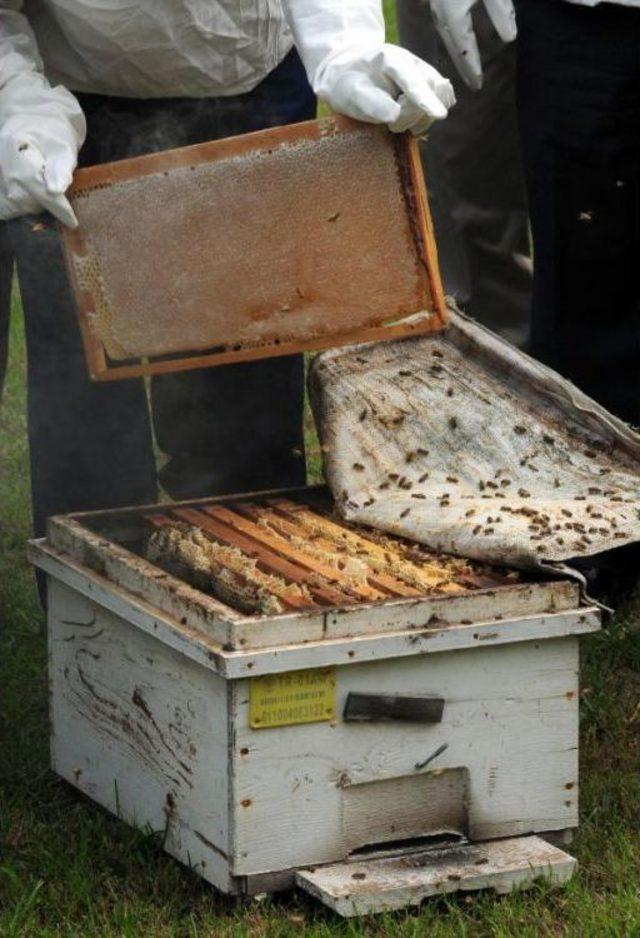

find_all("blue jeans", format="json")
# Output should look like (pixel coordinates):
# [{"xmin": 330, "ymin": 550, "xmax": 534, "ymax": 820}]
[{"xmin": 7, "ymin": 50, "xmax": 316, "ymax": 547}]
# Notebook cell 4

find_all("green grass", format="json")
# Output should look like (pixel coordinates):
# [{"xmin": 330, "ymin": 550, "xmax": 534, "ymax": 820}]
[{"xmin": 2, "ymin": 296, "xmax": 640, "ymax": 937}]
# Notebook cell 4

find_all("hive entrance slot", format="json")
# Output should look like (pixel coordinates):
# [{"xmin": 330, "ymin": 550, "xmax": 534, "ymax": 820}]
[{"xmin": 348, "ymin": 831, "xmax": 467, "ymax": 860}]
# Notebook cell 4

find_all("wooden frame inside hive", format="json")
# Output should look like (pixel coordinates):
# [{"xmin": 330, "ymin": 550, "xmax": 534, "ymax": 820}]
[
  {"xmin": 41, "ymin": 486, "xmax": 581, "ymax": 650},
  {"xmin": 144, "ymin": 495, "xmax": 518, "ymax": 616},
  {"xmin": 60, "ymin": 116, "xmax": 447, "ymax": 381}
]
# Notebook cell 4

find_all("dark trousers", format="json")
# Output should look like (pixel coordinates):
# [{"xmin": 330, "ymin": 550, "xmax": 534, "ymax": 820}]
[
  {"xmin": 6, "ymin": 50, "xmax": 315, "ymax": 542},
  {"xmin": 0, "ymin": 227, "xmax": 12, "ymax": 401},
  {"xmin": 517, "ymin": 0, "xmax": 640, "ymax": 426},
  {"xmin": 397, "ymin": 0, "xmax": 531, "ymax": 346}
]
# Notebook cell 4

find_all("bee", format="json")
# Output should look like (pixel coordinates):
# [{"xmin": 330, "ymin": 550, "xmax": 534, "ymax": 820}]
[
  {"xmin": 449, "ymin": 416, "xmax": 458, "ymax": 430},
  {"xmin": 352, "ymin": 463, "xmax": 365, "ymax": 472},
  {"xmin": 400, "ymin": 508, "xmax": 411, "ymax": 519},
  {"xmin": 418, "ymin": 472, "xmax": 430, "ymax": 483},
  {"xmin": 514, "ymin": 425, "xmax": 527, "ymax": 435}
]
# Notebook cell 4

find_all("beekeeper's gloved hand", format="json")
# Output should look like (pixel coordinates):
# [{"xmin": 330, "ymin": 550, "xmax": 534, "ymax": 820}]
[
  {"xmin": 0, "ymin": 125, "xmax": 79, "ymax": 228},
  {"xmin": 0, "ymin": 11, "xmax": 86, "ymax": 228},
  {"xmin": 429, "ymin": 0, "xmax": 517, "ymax": 91},
  {"xmin": 283, "ymin": 0, "xmax": 455, "ymax": 135}
]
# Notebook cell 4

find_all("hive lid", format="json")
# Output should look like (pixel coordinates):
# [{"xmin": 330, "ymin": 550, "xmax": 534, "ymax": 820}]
[{"xmin": 61, "ymin": 116, "xmax": 447, "ymax": 381}]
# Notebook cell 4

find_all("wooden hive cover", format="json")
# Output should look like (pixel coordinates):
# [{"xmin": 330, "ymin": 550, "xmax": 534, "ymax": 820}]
[{"xmin": 61, "ymin": 115, "xmax": 447, "ymax": 380}]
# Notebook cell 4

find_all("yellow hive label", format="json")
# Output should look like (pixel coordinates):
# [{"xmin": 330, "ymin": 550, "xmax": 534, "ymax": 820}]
[{"xmin": 249, "ymin": 668, "xmax": 336, "ymax": 729}]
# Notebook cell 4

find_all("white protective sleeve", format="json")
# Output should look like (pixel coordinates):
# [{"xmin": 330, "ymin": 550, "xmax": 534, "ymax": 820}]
[
  {"xmin": 282, "ymin": 0, "xmax": 455, "ymax": 134},
  {"xmin": 0, "ymin": 2, "xmax": 86, "ymax": 225},
  {"xmin": 429, "ymin": 0, "xmax": 516, "ymax": 90}
]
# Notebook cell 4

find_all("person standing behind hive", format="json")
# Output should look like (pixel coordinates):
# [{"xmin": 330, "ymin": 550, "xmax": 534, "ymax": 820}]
[{"xmin": 0, "ymin": 0, "xmax": 455, "ymax": 596}]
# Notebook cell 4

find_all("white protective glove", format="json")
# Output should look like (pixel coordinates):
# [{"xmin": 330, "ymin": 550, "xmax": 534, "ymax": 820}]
[
  {"xmin": 283, "ymin": 0, "xmax": 455, "ymax": 135},
  {"xmin": 429, "ymin": 0, "xmax": 517, "ymax": 91},
  {"xmin": 0, "ymin": 7, "xmax": 86, "ymax": 227}
]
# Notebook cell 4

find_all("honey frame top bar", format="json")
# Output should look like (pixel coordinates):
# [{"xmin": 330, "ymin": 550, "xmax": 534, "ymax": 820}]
[
  {"xmin": 33, "ymin": 485, "xmax": 588, "ymax": 656},
  {"xmin": 61, "ymin": 115, "xmax": 447, "ymax": 381}
]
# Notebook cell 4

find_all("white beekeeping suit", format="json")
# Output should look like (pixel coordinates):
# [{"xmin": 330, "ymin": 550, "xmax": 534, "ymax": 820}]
[
  {"xmin": 0, "ymin": 0, "xmax": 455, "ymax": 226},
  {"xmin": 424, "ymin": 0, "xmax": 638, "ymax": 92}
]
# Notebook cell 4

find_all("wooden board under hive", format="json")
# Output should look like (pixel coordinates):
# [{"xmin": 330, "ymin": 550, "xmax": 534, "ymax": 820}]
[{"xmin": 143, "ymin": 495, "xmax": 520, "ymax": 616}]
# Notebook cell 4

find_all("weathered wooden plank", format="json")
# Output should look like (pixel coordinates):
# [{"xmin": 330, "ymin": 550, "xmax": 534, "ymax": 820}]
[
  {"xmin": 230, "ymin": 639, "xmax": 582, "ymax": 875},
  {"xmin": 48, "ymin": 579, "xmax": 237, "ymax": 894},
  {"xmin": 323, "ymin": 579, "xmax": 581, "ymax": 639},
  {"xmin": 46, "ymin": 514, "xmax": 242, "ymax": 634},
  {"xmin": 220, "ymin": 608, "xmax": 600, "ymax": 679},
  {"xmin": 296, "ymin": 836, "xmax": 576, "ymax": 916},
  {"xmin": 30, "ymin": 540, "xmax": 598, "ymax": 672}
]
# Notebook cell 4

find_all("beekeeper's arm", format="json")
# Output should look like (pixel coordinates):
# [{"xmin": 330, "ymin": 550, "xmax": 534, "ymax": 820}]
[
  {"xmin": 0, "ymin": 2, "xmax": 85, "ymax": 227},
  {"xmin": 428, "ymin": 0, "xmax": 516, "ymax": 91},
  {"xmin": 282, "ymin": 0, "xmax": 456, "ymax": 136}
]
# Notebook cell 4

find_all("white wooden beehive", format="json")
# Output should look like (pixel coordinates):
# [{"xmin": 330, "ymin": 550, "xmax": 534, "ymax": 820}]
[{"xmin": 29, "ymin": 488, "xmax": 600, "ymax": 915}]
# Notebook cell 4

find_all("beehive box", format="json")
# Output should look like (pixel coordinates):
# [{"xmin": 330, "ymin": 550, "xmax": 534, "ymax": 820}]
[{"xmin": 30, "ymin": 487, "xmax": 600, "ymax": 914}]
